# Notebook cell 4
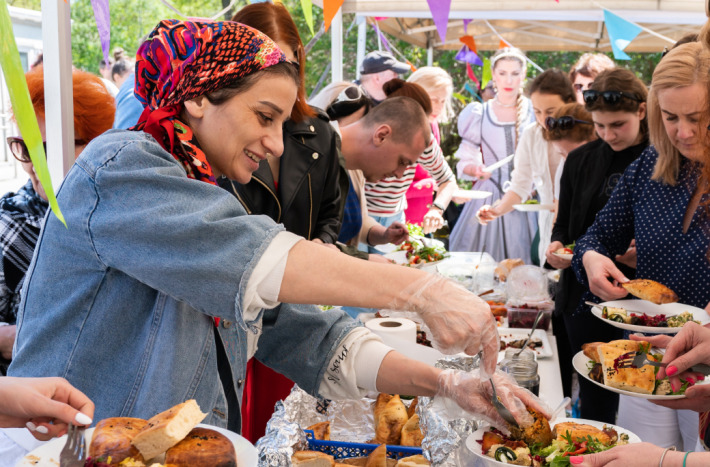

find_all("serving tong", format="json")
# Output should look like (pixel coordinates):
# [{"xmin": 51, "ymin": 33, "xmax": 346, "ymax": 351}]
[
  {"xmin": 489, "ymin": 379, "xmax": 519, "ymax": 428},
  {"xmin": 616, "ymin": 351, "xmax": 710, "ymax": 376}
]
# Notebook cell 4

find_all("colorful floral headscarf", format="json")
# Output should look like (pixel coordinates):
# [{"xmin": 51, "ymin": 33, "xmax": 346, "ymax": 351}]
[{"xmin": 131, "ymin": 19, "xmax": 286, "ymax": 185}]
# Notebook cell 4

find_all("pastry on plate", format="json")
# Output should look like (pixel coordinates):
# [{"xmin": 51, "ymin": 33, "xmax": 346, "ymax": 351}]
[
  {"xmin": 598, "ymin": 340, "xmax": 655, "ymax": 394},
  {"xmin": 621, "ymin": 279, "xmax": 678, "ymax": 304},
  {"xmin": 131, "ymin": 399, "xmax": 207, "ymax": 460},
  {"xmin": 89, "ymin": 417, "xmax": 147, "ymax": 464},
  {"xmin": 164, "ymin": 427, "xmax": 236, "ymax": 466}
]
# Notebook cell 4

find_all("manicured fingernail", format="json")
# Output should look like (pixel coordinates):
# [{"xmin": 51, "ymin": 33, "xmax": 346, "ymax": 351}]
[
  {"xmin": 666, "ymin": 365, "xmax": 678, "ymax": 376},
  {"xmin": 688, "ymin": 378, "xmax": 695, "ymax": 386},
  {"xmin": 26, "ymin": 422, "xmax": 37, "ymax": 431},
  {"xmin": 35, "ymin": 425, "xmax": 48, "ymax": 434},
  {"xmin": 570, "ymin": 455, "xmax": 584, "ymax": 465},
  {"xmin": 75, "ymin": 412, "xmax": 92, "ymax": 425},
  {"xmin": 698, "ymin": 375, "xmax": 705, "ymax": 381}
]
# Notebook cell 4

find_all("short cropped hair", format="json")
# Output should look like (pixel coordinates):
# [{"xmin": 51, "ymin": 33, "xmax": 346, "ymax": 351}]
[{"xmin": 361, "ymin": 96, "xmax": 430, "ymax": 145}]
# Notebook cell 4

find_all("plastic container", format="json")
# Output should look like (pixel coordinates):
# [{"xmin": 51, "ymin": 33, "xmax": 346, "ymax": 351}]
[
  {"xmin": 506, "ymin": 306, "xmax": 553, "ymax": 330},
  {"xmin": 304, "ymin": 429, "xmax": 422, "ymax": 460}
]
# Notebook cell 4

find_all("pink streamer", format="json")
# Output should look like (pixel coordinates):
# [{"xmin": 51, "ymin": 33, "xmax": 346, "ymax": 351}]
[{"xmin": 90, "ymin": 0, "xmax": 110, "ymax": 68}]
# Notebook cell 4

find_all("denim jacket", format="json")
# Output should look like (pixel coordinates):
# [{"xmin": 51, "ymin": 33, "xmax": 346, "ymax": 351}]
[{"xmin": 8, "ymin": 130, "xmax": 359, "ymax": 425}]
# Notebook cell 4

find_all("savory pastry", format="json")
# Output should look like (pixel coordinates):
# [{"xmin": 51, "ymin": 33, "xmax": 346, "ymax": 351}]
[
  {"xmin": 89, "ymin": 417, "xmax": 147, "ymax": 465},
  {"xmin": 598, "ymin": 340, "xmax": 655, "ymax": 394},
  {"xmin": 131, "ymin": 399, "xmax": 207, "ymax": 460},
  {"xmin": 307, "ymin": 421, "xmax": 331, "ymax": 441},
  {"xmin": 582, "ymin": 342, "xmax": 604, "ymax": 362},
  {"xmin": 621, "ymin": 279, "xmax": 678, "ymax": 304},
  {"xmin": 373, "ymin": 394, "xmax": 408, "ymax": 445},
  {"xmin": 365, "ymin": 444, "xmax": 388, "ymax": 467},
  {"xmin": 400, "ymin": 414, "xmax": 423, "ymax": 447},
  {"xmin": 395, "ymin": 454, "xmax": 430, "ymax": 466},
  {"xmin": 494, "ymin": 258, "xmax": 524, "ymax": 282},
  {"xmin": 508, "ymin": 408, "xmax": 553, "ymax": 447},
  {"xmin": 553, "ymin": 421, "xmax": 617, "ymax": 446},
  {"xmin": 292, "ymin": 450, "xmax": 336, "ymax": 466},
  {"xmin": 164, "ymin": 427, "xmax": 236, "ymax": 466},
  {"xmin": 406, "ymin": 397, "xmax": 418, "ymax": 419}
]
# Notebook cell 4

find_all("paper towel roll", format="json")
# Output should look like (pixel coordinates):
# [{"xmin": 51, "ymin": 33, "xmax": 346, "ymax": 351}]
[{"xmin": 365, "ymin": 317, "xmax": 417, "ymax": 344}]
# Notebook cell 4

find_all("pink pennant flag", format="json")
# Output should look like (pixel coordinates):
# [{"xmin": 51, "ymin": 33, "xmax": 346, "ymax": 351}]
[
  {"xmin": 90, "ymin": 0, "xmax": 110, "ymax": 69},
  {"xmin": 426, "ymin": 0, "xmax": 451, "ymax": 43}
]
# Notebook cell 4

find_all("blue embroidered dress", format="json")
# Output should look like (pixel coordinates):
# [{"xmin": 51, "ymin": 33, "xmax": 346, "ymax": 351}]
[{"xmin": 573, "ymin": 146, "xmax": 710, "ymax": 310}]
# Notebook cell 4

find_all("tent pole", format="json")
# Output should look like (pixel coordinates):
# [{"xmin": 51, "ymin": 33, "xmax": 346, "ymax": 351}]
[
  {"xmin": 330, "ymin": 8, "xmax": 343, "ymax": 83},
  {"xmin": 41, "ymin": 0, "xmax": 74, "ymax": 186},
  {"xmin": 356, "ymin": 16, "xmax": 366, "ymax": 81},
  {"xmin": 427, "ymin": 36, "xmax": 433, "ymax": 66}
]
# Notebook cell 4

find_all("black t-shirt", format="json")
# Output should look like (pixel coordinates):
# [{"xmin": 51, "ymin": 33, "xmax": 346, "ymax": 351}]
[{"xmin": 585, "ymin": 139, "xmax": 649, "ymax": 229}]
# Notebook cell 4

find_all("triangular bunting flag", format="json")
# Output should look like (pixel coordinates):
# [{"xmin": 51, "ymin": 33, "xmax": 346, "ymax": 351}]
[
  {"xmin": 463, "ymin": 19, "xmax": 472, "ymax": 34},
  {"xmin": 323, "ymin": 0, "xmax": 345, "ymax": 32},
  {"xmin": 498, "ymin": 39, "xmax": 509, "ymax": 49},
  {"xmin": 466, "ymin": 62, "xmax": 480, "ymax": 86},
  {"xmin": 455, "ymin": 45, "xmax": 483, "ymax": 66},
  {"xmin": 426, "ymin": 0, "xmax": 451, "ymax": 43},
  {"xmin": 300, "ymin": 0, "xmax": 314, "ymax": 35},
  {"xmin": 481, "ymin": 58, "xmax": 492, "ymax": 90},
  {"xmin": 90, "ymin": 0, "xmax": 110, "ymax": 71},
  {"xmin": 603, "ymin": 9, "xmax": 641, "ymax": 60},
  {"xmin": 459, "ymin": 35, "xmax": 477, "ymax": 53}
]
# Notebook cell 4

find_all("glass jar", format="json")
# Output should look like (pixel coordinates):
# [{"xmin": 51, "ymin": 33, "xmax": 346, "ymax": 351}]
[{"xmin": 502, "ymin": 358, "xmax": 540, "ymax": 396}]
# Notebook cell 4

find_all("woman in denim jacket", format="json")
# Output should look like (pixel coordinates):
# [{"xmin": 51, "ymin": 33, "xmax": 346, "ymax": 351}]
[{"xmin": 2, "ymin": 20, "xmax": 545, "ymax": 459}]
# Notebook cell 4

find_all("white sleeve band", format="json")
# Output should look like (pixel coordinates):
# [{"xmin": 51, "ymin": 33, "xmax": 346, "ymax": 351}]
[
  {"xmin": 317, "ymin": 327, "xmax": 393, "ymax": 400},
  {"xmin": 243, "ymin": 231, "xmax": 303, "ymax": 323}
]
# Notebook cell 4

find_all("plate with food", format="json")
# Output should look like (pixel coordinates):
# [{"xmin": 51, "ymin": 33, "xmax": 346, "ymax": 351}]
[
  {"xmin": 590, "ymin": 299, "xmax": 708, "ymax": 334},
  {"xmin": 498, "ymin": 328, "xmax": 553, "ymax": 359},
  {"xmin": 513, "ymin": 201, "xmax": 556, "ymax": 212},
  {"xmin": 572, "ymin": 339, "xmax": 707, "ymax": 400},
  {"xmin": 385, "ymin": 239, "xmax": 448, "ymax": 269},
  {"xmin": 20, "ymin": 400, "xmax": 257, "ymax": 467},
  {"xmin": 466, "ymin": 412, "xmax": 640, "ymax": 467},
  {"xmin": 552, "ymin": 243, "xmax": 575, "ymax": 261}
]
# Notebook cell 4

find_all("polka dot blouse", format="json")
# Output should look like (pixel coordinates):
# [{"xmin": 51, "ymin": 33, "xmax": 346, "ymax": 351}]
[{"xmin": 573, "ymin": 146, "xmax": 710, "ymax": 309}]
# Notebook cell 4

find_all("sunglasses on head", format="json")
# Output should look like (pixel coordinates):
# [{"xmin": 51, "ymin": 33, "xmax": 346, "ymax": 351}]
[
  {"xmin": 545, "ymin": 116, "xmax": 592, "ymax": 131},
  {"xmin": 326, "ymin": 86, "xmax": 370, "ymax": 120},
  {"xmin": 582, "ymin": 90, "xmax": 644, "ymax": 105},
  {"xmin": 6, "ymin": 136, "xmax": 86, "ymax": 163}
]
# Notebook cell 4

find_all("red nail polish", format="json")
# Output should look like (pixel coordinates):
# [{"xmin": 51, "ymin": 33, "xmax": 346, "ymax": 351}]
[
  {"xmin": 666, "ymin": 365, "xmax": 678, "ymax": 376},
  {"xmin": 687, "ymin": 377, "xmax": 695, "ymax": 385},
  {"xmin": 570, "ymin": 455, "xmax": 584, "ymax": 465},
  {"xmin": 698, "ymin": 375, "xmax": 705, "ymax": 381}
]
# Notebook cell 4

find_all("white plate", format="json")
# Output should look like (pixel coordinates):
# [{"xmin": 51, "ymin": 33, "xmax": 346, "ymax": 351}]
[
  {"xmin": 498, "ymin": 328, "xmax": 553, "ymax": 359},
  {"xmin": 513, "ymin": 203, "xmax": 556, "ymax": 212},
  {"xmin": 465, "ymin": 417, "xmax": 641, "ymax": 467},
  {"xmin": 552, "ymin": 252, "xmax": 573, "ymax": 260},
  {"xmin": 452, "ymin": 189, "xmax": 493, "ymax": 200},
  {"xmin": 572, "ymin": 350, "xmax": 709, "ymax": 400},
  {"xmin": 18, "ymin": 423, "xmax": 257, "ymax": 467},
  {"xmin": 590, "ymin": 299, "xmax": 710, "ymax": 334}
]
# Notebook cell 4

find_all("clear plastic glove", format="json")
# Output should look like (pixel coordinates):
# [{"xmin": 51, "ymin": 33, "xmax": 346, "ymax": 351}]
[
  {"xmin": 436, "ymin": 369, "xmax": 551, "ymax": 431},
  {"xmin": 388, "ymin": 274, "xmax": 499, "ymax": 375}
]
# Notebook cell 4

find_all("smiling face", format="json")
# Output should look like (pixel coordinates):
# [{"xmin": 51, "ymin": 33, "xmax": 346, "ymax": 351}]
[
  {"xmin": 531, "ymin": 92, "xmax": 566, "ymax": 128},
  {"xmin": 183, "ymin": 74, "xmax": 297, "ymax": 184},
  {"xmin": 362, "ymin": 126, "xmax": 428, "ymax": 182},
  {"xmin": 591, "ymin": 106, "xmax": 646, "ymax": 152},
  {"xmin": 656, "ymin": 83, "xmax": 707, "ymax": 162},
  {"xmin": 492, "ymin": 58, "xmax": 524, "ymax": 99}
]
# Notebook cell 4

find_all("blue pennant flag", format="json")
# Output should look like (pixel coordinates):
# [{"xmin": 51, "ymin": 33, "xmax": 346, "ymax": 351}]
[{"xmin": 604, "ymin": 9, "xmax": 641, "ymax": 60}]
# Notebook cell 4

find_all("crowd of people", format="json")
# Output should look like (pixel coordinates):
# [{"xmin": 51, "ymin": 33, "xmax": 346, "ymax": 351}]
[{"xmin": 1, "ymin": 2, "xmax": 710, "ymax": 466}]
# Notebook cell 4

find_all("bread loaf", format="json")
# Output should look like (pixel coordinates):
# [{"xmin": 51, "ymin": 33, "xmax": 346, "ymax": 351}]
[
  {"xmin": 164, "ymin": 427, "xmax": 236, "ymax": 466},
  {"xmin": 131, "ymin": 399, "xmax": 207, "ymax": 460},
  {"xmin": 89, "ymin": 417, "xmax": 147, "ymax": 465}
]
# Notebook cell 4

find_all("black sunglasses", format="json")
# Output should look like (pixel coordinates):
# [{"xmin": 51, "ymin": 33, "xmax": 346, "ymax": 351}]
[
  {"xmin": 6, "ymin": 136, "xmax": 86, "ymax": 163},
  {"xmin": 582, "ymin": 90, "xmax": 644, "ymax": 105},
  {"xmin": 326, "ymin": 86, "xmax": 371, "ymax": 120},
  {"xmin": 545, "ymin": 116, "xmax": 592, "ymax": 131}
]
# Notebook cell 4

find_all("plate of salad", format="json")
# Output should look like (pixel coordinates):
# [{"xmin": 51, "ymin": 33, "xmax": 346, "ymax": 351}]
[
  {"xmin": 589, "ymin": 299, "xmax": 708, "ymax": 334},
  {"xmin": 513, "ymin": 200, "xmax": 556, "ymax": 212},
  {"xmin": 387, "ymin": 239, "xmax": 448, "ymax": 268},
  {"xmin": 552, "ymin": 242, "xmax": 575, "ymax": 261},
  {"xmin": 466, "ymin": 417, "xmax": 639, "ymax": 467}
]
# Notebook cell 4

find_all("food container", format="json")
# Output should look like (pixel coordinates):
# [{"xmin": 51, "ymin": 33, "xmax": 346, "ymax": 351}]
[
  {"xmin": 506, "ymin": 306, "xmax": 553, "ymax": 331},
  {"xmin": 304, "ymin": 430, "xmax": 422, "ymax": 461}
]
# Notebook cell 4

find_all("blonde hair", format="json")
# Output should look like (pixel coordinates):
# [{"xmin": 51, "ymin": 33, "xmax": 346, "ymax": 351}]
[
  {"xmin": 569, "ymin": 53, "xmax": 615, "ymax": 82},
  {"xmin": 648, "ymin": 41, "xmax": 710, "ymax": 185},
  {"xmin": 308, "ymin": 81, "xmax": 353, "ymax": 111},
  {"xmin": 492, "ymin": 47, "xmax": 529, "ymax": 147},
  {"xmin": 407, "ymin": 66, "xmax": 454, "ymax": 123}
]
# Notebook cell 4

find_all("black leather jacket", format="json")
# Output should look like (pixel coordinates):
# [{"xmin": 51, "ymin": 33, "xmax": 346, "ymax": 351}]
[{"xmin": 219, "ymin": 108, "xmax": 343, "ymax": 243}]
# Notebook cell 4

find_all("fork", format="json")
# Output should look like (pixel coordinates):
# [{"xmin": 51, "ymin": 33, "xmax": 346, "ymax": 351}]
[
  {"xmin": 616, "ymin": 351, "xmax": 710, "ymax": 376},
  {"xmin": 59, "ymin": 423, "xmax": 87, "ymax": 467},
  {"xmin": 489, "ymin": 379, "xmax": 519, "ymax": 428}
]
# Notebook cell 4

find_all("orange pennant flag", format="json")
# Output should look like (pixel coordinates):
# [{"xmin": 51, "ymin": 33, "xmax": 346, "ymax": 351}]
[
  {"xmin": 459, "ymin": 35, "xmax": 477, "ymax": 53},
  {"xmin": 499, "ymin": 39, "xmax": 509, "ymax": 49},
  {"xmin": 323, "ymin": 0, "xmax": 345, "ymax": 32}
]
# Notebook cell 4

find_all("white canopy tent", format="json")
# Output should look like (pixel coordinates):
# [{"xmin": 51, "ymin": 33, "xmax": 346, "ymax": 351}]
[{"xmin": 314, "ymin": 0, "xmax": 707, "ymax": 81}]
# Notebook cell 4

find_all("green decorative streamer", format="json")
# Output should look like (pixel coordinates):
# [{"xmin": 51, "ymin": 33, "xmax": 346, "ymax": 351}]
[
  {"xmin": 300, "ymin": 0, "xmax": 314, "ymax": 36},
  {"xmin": 0, "ymin": 0, "xmax": 66, "ymax": 226}
]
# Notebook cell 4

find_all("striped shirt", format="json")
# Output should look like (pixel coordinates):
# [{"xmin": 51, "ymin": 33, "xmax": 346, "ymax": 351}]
[{"xmin": 364, "ymin": 139, "xmax": 454, "ymax": 216}]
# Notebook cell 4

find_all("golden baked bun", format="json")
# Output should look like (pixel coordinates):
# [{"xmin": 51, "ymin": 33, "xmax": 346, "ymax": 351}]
[
  {"xmin": 131, "ymin": 399, "xmax": 207, "ymax": 460},
  {"xmin": 89, "ymin": 417, "xmax": 147, "ymax": 465},
  {"xmin": 396, "ymin": 455, "xmax": 430, "ymax": 466},
  {"xmin": 621, "ymin": 279, "xmax": 678, "ymax": 304},
  {"xmin": 164, "ymin": 427, "xmax": 236, "ymax": 467},
  {"xmin": 292, "ymin": 450, "xmax": 335, "ymax": 466},
  {"xmin": 307, "ymin": 421, "xmax": 331, "ymax": 441},
  {"xmin": 400, "ymin": 414, "xmax": 423, "ymax": 447},
  {"xmin": 373, "ymin": 394, "xmax": 408, "ymax": 445},
  {"xmin": 365, "ymin": 444, "xmax": 388, "ymax": 467}
]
